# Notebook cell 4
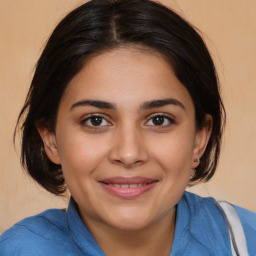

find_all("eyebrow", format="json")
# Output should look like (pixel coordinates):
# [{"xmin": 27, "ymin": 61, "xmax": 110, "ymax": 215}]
[
  {"xmin": 70, "ymin": 98, "xmax": 185, "ymax": 111},
  {"xmin": 70, "ymin": 99, "xmax": 117, "ymax": 111},
  {"xmin": 140, "ymin": 99, "xmax": 185, "ymax": 111}
]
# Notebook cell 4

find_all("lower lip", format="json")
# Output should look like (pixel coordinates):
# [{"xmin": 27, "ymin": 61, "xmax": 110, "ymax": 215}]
[{"xmin": 99, "ymin": 182, "xmax": 157, "ymax": 199}]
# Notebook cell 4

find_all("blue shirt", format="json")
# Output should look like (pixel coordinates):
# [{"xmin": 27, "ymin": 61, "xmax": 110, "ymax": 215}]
[{"xmin": 1, "ymin": 192, "xmax": 256, "ymax": 255}]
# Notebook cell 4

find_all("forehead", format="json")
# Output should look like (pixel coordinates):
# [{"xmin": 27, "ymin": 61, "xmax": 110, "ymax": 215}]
[{"xmin": 60, "ymin": 47, "xmax": 194, "ymax": 111}]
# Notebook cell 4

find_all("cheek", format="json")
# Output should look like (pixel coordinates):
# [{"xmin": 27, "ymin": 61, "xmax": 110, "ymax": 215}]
[
  {"xmin": 149, "ymin": 130, "xmax": 195, "ymax": 171},
  {"xmin": 56, "ymin": 131, "xmax": 109, "ymax": 178}
]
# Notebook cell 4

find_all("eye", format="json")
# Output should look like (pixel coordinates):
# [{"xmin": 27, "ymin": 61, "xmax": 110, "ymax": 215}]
[
  {"xmin": 145, "ymin": 114, "xmax": 175, "ymax": 127},
  {"xmin": 81, "ymin": 115, "xmax": 111, "ymax": 128}
]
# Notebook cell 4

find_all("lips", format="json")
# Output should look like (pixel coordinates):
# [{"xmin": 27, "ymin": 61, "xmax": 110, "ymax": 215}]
[{"xmin": 98, "ymin": 176, "xmax": 158, "ymax": 199}]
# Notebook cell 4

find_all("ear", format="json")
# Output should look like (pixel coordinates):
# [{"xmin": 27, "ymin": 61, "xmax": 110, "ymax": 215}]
[
  {"xmin": 36, "ymin": 122, "xmax": 61, "ymax": 165},
  {"xmin": 192, "ymin": 114, "xmax": 212, "ymax": 169}
]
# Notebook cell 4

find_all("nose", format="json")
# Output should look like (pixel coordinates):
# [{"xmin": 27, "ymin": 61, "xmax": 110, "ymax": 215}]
[{"xmin": 108, "ymin": 125, "xmax": 149, "ymax": 168}]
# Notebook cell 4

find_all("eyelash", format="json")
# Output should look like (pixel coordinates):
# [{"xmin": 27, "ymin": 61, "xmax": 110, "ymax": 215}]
[
  {"xmin": 145, "ymin": 113, "xmax": 175, "ymax": 128},
  {"xmin": 80, "ymin": 113, "xmax": 175, "ymax": 130},
  {"xmin": 80, "ymin": 114, "xmax": 111, "ymax": 129}
]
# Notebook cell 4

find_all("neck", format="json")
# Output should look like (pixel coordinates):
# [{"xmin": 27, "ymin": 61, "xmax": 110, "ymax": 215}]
[{"xmin": 81, "ymin": 208, "xmax": 176, "ymax": 256}]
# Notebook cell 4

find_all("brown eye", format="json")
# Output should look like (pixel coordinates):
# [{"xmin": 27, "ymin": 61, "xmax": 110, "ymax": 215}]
[
  {"xmin": 81, "ymin": 115, "xmax": 110, "ymax": 128},
  {"xmin": 152, "ymin": 116, "xmax": 165, "ymax": 126},
  {"xmin": 145, "ymin": 114, "xmax": 175, "ymax": 127},
  {"xmin": 90, "ymin": 116, "xmax": 103, "ymax": 126}
]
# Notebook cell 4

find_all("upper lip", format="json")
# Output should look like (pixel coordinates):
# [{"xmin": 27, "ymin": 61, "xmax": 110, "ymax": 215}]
[{"xmin": 98, "ymin": 176, "xmax": 158, "ymax": 185}]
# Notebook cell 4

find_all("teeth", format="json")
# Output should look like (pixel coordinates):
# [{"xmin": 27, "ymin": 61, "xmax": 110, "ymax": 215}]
[{"xmin": 111, "ymin": 183, "xmax": 147, "ymax": 188}]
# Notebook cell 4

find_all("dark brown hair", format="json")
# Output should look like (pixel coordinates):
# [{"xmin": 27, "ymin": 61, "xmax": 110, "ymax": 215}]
[{"xmin": 16, "ymin": 0, "xmax": 225, "ymax": 195}]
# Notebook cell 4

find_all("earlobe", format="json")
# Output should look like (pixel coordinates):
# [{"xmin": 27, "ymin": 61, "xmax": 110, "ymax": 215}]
[
  {"xmin": 36, "ymin": 122, "xmax": 61, "ymax": 165},
  {"xmin": 192, "ymin": 114, "xmax": 212, "ymax": 169}
]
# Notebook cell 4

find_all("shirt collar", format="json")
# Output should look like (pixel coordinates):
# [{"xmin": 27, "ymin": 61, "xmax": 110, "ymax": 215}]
[
  {"xmin": 66, "ymin": 192, "xmax": 230, "ymax": 255},
  {"xmin": 171, "ymin": 191, "xmax": 231, "ymax": 255},
  {"xmin": 67, "ymin": 197, "xmax": 106, "ymax": 256}
]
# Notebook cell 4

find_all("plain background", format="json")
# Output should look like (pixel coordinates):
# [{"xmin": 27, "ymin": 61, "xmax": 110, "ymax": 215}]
[{"xmin": 0, "ymin": 0, "xmax": 256, "ymax": 233}]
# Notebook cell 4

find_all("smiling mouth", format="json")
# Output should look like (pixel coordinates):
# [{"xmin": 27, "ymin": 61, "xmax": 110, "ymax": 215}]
[
  {"xmin": 108, "ymin": 183, "xmax": 149, "ymax": 188},
  {"xmin": 98, "ymin": 176, "xmax": 158, "ymax": 198}
]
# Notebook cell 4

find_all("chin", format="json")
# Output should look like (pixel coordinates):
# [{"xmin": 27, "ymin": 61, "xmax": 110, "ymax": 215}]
[
  {"xmin": 111, "ymin": 219, "xmax": 151, "ymax": 232},
  {"xmin": 104, "ymin": 208, "xmax": 157, "ymax": 232}
]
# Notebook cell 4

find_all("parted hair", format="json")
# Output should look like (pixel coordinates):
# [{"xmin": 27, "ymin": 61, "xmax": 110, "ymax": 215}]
[{"xmin": 16, "ymin": 0, "xmax": 225, "ymax": 195}]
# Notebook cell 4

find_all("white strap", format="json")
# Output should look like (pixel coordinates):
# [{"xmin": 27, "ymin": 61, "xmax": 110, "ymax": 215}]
[{"xmin": 217, "ymin": 201, "xmax": 249, "ymax": 256}]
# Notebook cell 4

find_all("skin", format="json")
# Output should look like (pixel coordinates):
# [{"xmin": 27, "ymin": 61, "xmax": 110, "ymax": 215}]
[{"xmin": 38, "ymin": 47, "xmax": 212, "ymax": 256}]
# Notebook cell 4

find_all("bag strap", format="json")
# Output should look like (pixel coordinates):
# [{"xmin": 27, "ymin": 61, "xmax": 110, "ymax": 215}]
[{"xmin": 215, "ymin": 200, "xmax": 249, "ymax": 256}]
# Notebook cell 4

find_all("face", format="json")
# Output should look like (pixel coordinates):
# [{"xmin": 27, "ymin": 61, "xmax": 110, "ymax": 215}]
[{"xmin": 39, "ymin": 47, "xmax": 211, "ymax": 232}]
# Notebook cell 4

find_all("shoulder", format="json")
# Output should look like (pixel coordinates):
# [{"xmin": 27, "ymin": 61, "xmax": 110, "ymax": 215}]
[
  {"xmin": 183, "ymin": 191, "xmax": 231, "ymax": 233},
  {"xmin": 0, "ymin": 208, "xmax": 71, "ymax": 255},
  {"xmin": 234, "ymin": 205, "xmax": 256, "ymax": 255},
  {"xmin": 177, "ymin": 192, "xmax": 232, "ymax": 254},
  {"xmin": 183, "ymin": 192, "xmax": 256, "ymax": 255},
  {"xmin": 235, "ymin": 204, "xmax": 256, "ymax": 228}
]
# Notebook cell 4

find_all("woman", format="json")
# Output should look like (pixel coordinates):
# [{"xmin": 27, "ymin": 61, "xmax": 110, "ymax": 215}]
[{"xmin": 0, "ymin": 0, "xmax": 255, "ymax": 255}]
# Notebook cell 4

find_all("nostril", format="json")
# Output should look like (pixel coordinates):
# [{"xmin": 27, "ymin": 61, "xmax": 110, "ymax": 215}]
[
  {"xmin": 112, "ymin": 158, "xmax": 146, "ymax": 168},
  {"xmin": 114, "ymin": 159, "xmax": 123, "ymax": 164}
]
